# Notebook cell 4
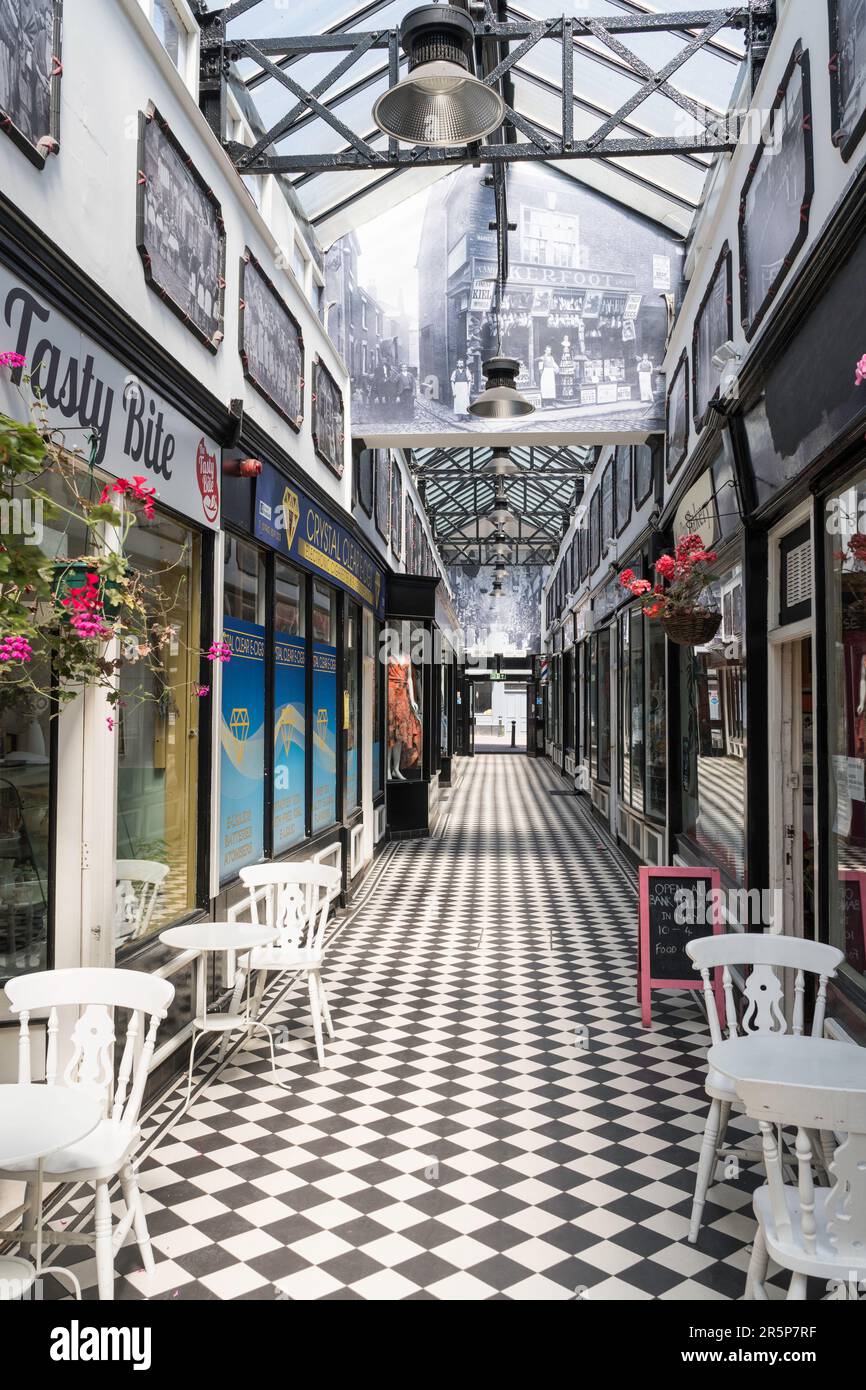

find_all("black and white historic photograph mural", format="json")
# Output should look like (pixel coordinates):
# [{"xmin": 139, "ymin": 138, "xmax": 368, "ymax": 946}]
[
  {"xmin": 137, "ymin": 106, "xmax": 226, "ymax": 350},
  {"xmin": 692, "ymin": 244, "xmax": 733, "ymax": 430},
  {"xmin": 374, "ymin": 448, "xmax": 390, "ymax": 542},
  {"xmin": 311, "ymin": 356, "xmax": 345, "ymax": 477},
  {"xmin": 666, "ymin": 351, "xmax": 689, "ymax": 480},
  {"xmin": 0, "ymin": 0, "xmax": 60, "ymax": 163},
  {"xmin": 739, "ymin": 45, "xmax": 814, "ymax": 340},
  {"xmin": 325, "ymin": 163, "xmax": 681, "ymax": 443},
  {"xmin": 448, "ymin": 565, "xmax": 548, "ymax": 657},
  {"xmin": 829, "ymin": 0, "xmax": 866, "ymax": 159},
  {"xmin": 239, "ymin": 249, "xmax": 304, "ymax": 430}
]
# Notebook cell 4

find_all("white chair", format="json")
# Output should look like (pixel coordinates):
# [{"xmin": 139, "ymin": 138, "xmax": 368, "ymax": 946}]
[
  {"xmin": 1, "ymin": 967, "xmax": 174, "ymax": 1300},
  {"xmin": 741, "ymin": 1074, "xmax": 866, "ymax": 1300},
  {"xmin": 236, "ymin": 862, "xmax": 341, "ymax": 1069},
  {"xmin": 686, "ymin": 934, "xmax": 843, "ymax": 1243},
  {"xmin": 114, "ymin": 859, "xmax": 169, "ymax": 940}
]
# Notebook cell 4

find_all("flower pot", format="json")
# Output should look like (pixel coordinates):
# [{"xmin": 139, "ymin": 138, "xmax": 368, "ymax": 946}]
[
  {"xmin": 51, "ymin": 561, "xmax": 122, "ymax": 622},
  {"xmin": 660, "ymin": 608, "xmax": 722, "ymax": 646}
]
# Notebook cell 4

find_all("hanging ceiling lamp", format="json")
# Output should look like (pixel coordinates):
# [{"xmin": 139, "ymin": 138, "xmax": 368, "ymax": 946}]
[
  {"xmin": 372, "ymin": 5, "xmax": 506, "ymax": 148},
  {"xmin": 488, "ymin": 480, "xmax": 514, "ymax": 528},
  {"xmin": 477, "ymin": 448, "xmax": 520, "ymax": 475},
  {"xmin": 489, "ymin": 532, "xmax": 511, "ymax": 560},
  {"xmin": 468, "ymin": 356, "xmax": 534, "ymax": 419}
]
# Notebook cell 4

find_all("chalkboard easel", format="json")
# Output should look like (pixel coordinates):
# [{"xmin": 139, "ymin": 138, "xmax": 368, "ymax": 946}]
[{"xmin": 638, "ymin": 866, "xmax": 724, "ymax": 1028}]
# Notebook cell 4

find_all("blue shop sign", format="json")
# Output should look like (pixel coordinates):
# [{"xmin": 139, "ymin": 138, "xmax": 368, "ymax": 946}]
[{"xmin": 255, "ymin": 464, "xmax": 385, "ymax": 619}]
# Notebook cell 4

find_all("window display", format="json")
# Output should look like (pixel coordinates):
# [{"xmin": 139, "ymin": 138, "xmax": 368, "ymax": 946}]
[
  {"xmin": 312, "ymin": 581, "xmax": 337, "ymax": 831},
  {"xmin": 344, "ymin": 603, "xmax": 360, "ymax": 813},
  {"xmin": 388, "ymin": 627, "xmax": 423, "ymax": 780},
  {"xmin": 273, "ymin": 561, "xmax": 306, "ymax": 853},
  {"xmin": 373, "ymin": 622, "xmax": 385, "ymax": 795},
  {"xmin": 117, "ymin": 509, "xmax": 202, "ymax": 939},
  {"xmin": 826, "ymin": 478, "xmax": 866, "ymax": 981},
  {"xmin": 678, "ymin": 556, "xmax": 746, "ymax": 883},
  {"xmin": 219, "ymin": 538, "xmax": 265, "ymax": 882}
]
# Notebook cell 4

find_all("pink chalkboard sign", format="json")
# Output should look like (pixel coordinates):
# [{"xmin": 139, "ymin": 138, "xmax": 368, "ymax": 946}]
[
  {"xmin": 839, "ymin": 870, "xmax": 866, "ymax": 975},
  {"xmin": 638, "ymin": 866, "xmax": 724, "ymax": 1028}
]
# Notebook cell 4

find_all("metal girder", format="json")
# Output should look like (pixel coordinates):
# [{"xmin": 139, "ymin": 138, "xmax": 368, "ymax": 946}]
[{"xmin": 199, "ymin": 3, "xmax": 776, "ymax": 174}]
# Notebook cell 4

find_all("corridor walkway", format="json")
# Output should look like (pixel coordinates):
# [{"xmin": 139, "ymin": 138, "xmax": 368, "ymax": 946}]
[{"xmin": 42, "ymin": 757, "xmax": 765, "ymax": 1301}]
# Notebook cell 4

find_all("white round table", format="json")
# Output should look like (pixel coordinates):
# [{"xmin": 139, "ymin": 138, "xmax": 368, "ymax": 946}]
[
  {"xmin": 0, "ymin": 1084, "xmax": 102, "ymax": 1300},
  {"xmin": 708, "ymin": 1035, "xmax": 866, "ymax": 1092},
  {"xmin": 161, "ymin": 921, "xmax": 278, "ymax": 1107}
]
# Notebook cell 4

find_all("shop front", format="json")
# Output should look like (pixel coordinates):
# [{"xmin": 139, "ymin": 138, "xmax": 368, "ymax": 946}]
[{"xmin": 214, "ymin": 459, "xmax": 386, "ymax": 902}]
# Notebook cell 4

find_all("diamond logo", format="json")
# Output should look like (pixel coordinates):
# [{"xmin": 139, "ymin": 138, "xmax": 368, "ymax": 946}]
[{"xmin": 282, "ymin": 488, "xmax": 300, "ymax": 549}]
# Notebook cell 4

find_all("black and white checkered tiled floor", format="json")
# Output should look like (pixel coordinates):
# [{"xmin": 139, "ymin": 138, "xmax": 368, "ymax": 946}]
[{"xmin": 38, "ymin": 756, "xmax": 776, "ymax": 1300}]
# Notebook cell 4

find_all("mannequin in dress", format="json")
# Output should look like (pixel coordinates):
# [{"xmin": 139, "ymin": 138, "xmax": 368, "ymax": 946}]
[{"xmin": 388, "ymin": 653, "xmax": 421, "ymax": 779}]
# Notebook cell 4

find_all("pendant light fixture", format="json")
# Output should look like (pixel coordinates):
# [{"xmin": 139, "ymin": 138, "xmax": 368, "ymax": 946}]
[
  {"xmin": 477, "ymin": 448, "xmax": 520, "ymax": 475},
  {"xmin": 488, "ymin": 479, "xmax": 513, "ymax": 528},
  {"xmin": 372, "ymin": 5, "xmax": 506, "ymax": 148},
  {"xmin": 468, "ymin": 356, "xmax": 534, "ymax": 419}
]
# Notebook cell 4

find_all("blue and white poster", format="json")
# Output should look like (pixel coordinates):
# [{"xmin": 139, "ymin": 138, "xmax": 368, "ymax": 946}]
[
  {"xmin": 312, "ymin": 642, "xmax": 337, "ymax": 832},
  {"xmin": 274, "ymin": 632, "xmax": 306, "ymax": 852},
  {"xmin": 219, "ymin": 616, "xmax": 265, "ymax": 880}
]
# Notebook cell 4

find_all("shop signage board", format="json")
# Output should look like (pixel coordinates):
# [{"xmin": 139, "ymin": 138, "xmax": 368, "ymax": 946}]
[
  {"xmin": 0, "ymin": 263, "xmax": 221, "ymax": 530},
  {"xmin": 255, "ymin": 462, "xmax": 386, "ymax": 619},
  {"xmin": 637, "ymin": 867, "xmax": 724, "ymax": 1027},
  {"xmin": 219, "ymin": 617, "xmax": 266, "ymax": 880}
]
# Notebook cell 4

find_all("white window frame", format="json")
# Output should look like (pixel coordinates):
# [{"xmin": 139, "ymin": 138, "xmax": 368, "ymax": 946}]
[
  {"xmin": 138, "ymin": 0, "xmax": 200, "ymax": 95},
  {"xmin": 226, "ymin": 93, "xmax": 269, "ymax": 215}
]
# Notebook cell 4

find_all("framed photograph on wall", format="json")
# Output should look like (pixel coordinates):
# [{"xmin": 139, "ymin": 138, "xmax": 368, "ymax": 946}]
[
  {"xmin": 375, "ymin": 449, "xmax": 390, "ymax": 541},
  {"xmin": 665, "ymin": 351, "xmax": 689, "ymax": 480},
  {"xmin": 137, "ymin": 105, "xmax": 226, "ymax": 351},
  {"xmin": 829, "ymin": 0, "xmax": 866, "ymax": 160},
  {"xmin": 738, "ymin": 44, "xmax": 814, "ymax": 341},
  {"xmin": 356, "ymin": 448, "xmax": 374, "ymax": 517},
  {"xmin": 692, "ymin": 244, "xmax": 733, "ymax": 431},
  {"xmin": 239, "ymin": 248, "xmax": 304, "ymax": 431},
  {"xmin": 312, "ymin": 356, "xmax": 345, "ymax": 477},
  {"xmin": 391, "ymin": 465, "xmax": 403, "ymax": 560},
  {"xmin": 0, "ymin": 0, "xmax": 62, "ymax": 167}
]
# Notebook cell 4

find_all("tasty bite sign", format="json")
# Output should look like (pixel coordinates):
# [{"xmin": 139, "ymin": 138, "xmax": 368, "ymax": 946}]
[{"xmin": 255, "ymin": 463, "xmax": 385, "ymax": 618}]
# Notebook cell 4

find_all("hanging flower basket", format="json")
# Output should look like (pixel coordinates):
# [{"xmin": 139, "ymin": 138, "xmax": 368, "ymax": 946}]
[
  {"xmin": 659, "ymin": 607, "xmax": 722, "ymax": 646},
  {"xmin": 50, "ymin": 560, "xmax": 124, "ymax": 622}
]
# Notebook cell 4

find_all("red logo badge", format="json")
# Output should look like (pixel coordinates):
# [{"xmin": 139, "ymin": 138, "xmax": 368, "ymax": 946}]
[{"xmin": 196, "ymin": 439, "xmax": 219, "ymax": 523}]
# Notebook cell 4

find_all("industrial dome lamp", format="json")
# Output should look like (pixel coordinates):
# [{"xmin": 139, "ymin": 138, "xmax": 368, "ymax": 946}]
[
  {"xmin": 468, "ymin": 356, "xmax": 534, "ymax": 419},
  {"xmin": 488, "ymin": 480, "xmax": 514, "ymax": 528},
  {"xmin": 372, "ymin": 5, "xmax": 506, "ymax": 148},
  {"xmin": 477, "ymin": 447, "xmax": 520, "ymax": 475}
]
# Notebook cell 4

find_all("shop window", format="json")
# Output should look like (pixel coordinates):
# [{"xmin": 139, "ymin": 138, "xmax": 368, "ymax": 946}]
[
  {"xmin": 598, "ymin": 629, "xmax": 612, "ymax": 786},
  {"xmin": 634, "ymin": 444, "xmax": 654, "ymax": 508},
  {"xmin": 116, "ymin": 511, "xmax": 203, "ymax": 942},
  {"xmin": 615, "ymin": 446, "xmax": 632, "ymax": 535},
  {"xmin": 678, "ymin": 557, "xmax": 746, "ymax": 884},
  {"xmin": 373, "ymin": 622, "xmax": 385, "ymax": 795},
  {"xmin": 312, "ymin": 582, "xmax": 337, "ymax": 832},
  {"xmin": 355, "ymin": 449, "xmax": 374, "ymax": 517},
  {"xmin": 619, "ymin": 608, "xmax": 663, "ymax": 822},
  {"xmin": 601, "ymin": 461, "xmax": 615, "ymax": 555},
  {"xmin": 646, "ymin": 619, "xmax": 667, "ymax": 821},
  {"xmin": 219, "ymin": 539, "xmax": 265, "ymax": 882},
  {"xmin": 388, "ymin": 624, "xmax": 423, "ymax": 780},
  {"xmin": 563, "ymin": 649, "xmax": 574, "ymax": 751},
  {"xmin": 0, "ymin": 471, "xmax": 90, "ymax": 978},
  {"xmin": 344, "ymin": 603, "xmax": 361, "ymax": 815},
  {"xmin": 825, "ymin": 477, "xmax": 866, "ymax": 983},
  {"xmin": 273, "ymin": 562, "xmax": 306, "ymax": 854}
]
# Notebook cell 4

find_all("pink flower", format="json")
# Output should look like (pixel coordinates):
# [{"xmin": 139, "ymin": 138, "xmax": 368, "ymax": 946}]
[
  {"xmin": 0, "ymin": 634, "xmax": 33, "ymax": 663},
  {"xmin": 106, "ymin": 716, "xmax": 115, "ymax": 732},
  {"xmin": 628, "ymin": 578, "xmax": 652, "ymax": 595},
  {"xmin": 619, "ymin": 568, "xmax": 636, "ymax": 586},
  {"xmin": 0, "ymin": 351, "xmax": 26, "ymax": 369},
  {"xmin": 856, "ymin": 354, "xmax": 866, "ymax": 386},
  {"xmin": 655, "ymin": 555, "xmax": 676, "ymax": 580},
  {"xmin": 193, "ymin": 684, "xmax": 210, "ymax": 698},
  {"xmin": 206, "ymin": 641, "xmax": 231, "ymax": 664}
]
